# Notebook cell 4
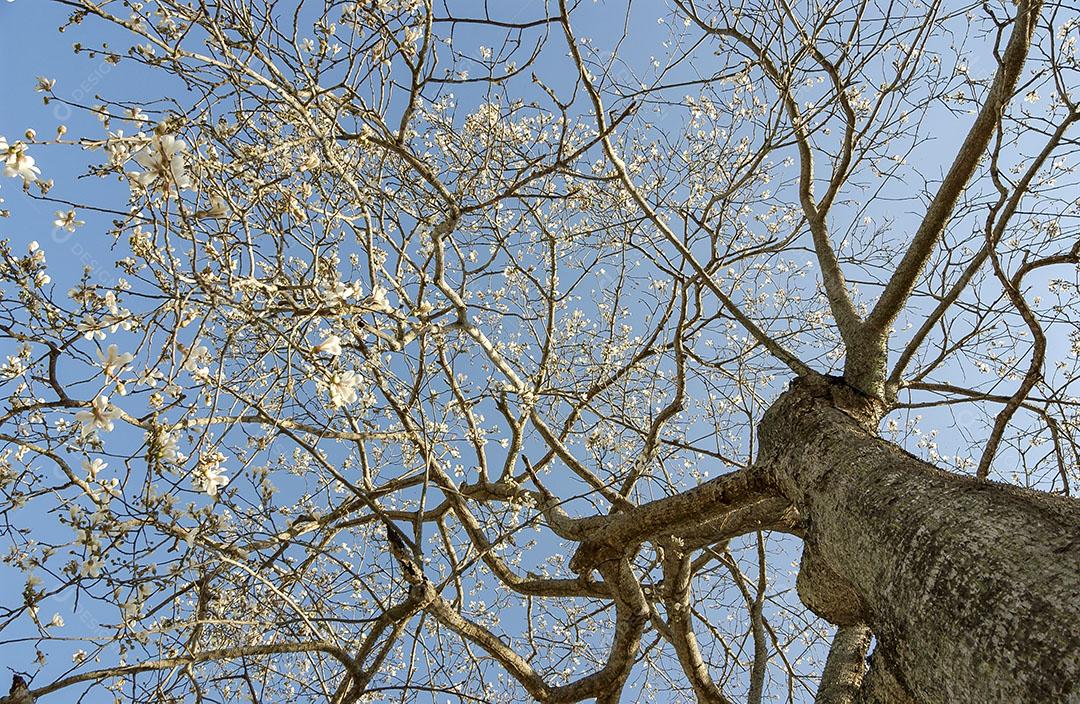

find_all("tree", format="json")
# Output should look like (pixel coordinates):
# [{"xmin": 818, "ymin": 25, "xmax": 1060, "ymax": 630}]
[{"xmin": 0, "ymin": 0, "xmax": 1078, "ymax": 702}]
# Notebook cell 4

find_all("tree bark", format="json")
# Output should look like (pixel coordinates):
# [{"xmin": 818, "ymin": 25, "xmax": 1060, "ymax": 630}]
[
  {"xmin": 815, "ymin": 624, "xmax": 872, "ymax": 704},
  {"xmin": 0, "ymin": 677, "xmax": 34, "ymax": 704},
  {"xmin": 760, "ymin": 376, "xmax": 1080, "ymax": 704}
]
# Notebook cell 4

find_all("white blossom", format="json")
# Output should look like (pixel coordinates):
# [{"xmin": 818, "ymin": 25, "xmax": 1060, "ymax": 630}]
[
  {"xmin": 82, "ymin": 458, "xmax": 108, "ymax": 479},
  {"xmin": 194, "ymin": 194, "xmax": 229, "ymax": 219},
  {"xmin": 97, "ymin": 344, "xmax": 134, "ymax": 379},
  {"xmin": 128, "ymin": 133, "xmax": 191, "ymax": 192},
  {"xmin": 149, "ymin": 426, "xmax": 182, "ymax": 462},
  {"xmin": 1, "ymin": 139, "xmax": 41, "ymax": 183},
  {"xmin": 324, "ymin": 370, "xmax": 361, "ymax": 408},
  {"xmin": 125, "ymin": 106, "xmax": 150, "ymax": 123},
  {"xmin": 53, "ymin": 210, "xmax": 84, "ymax": 232},
  {"xmin": 193, "ymin": 455, "xmax": 230, "ymax": 497},
  {"xmin": 78, "ymin": 318, "xmax": 107, "ymax": 341},
  {"xmin": 79, "ymin": 557, "xmax": 103, "ymax": 578},
  {"xmin": 74, "ymin": 395, "xmax": 123, "ymax": 437},
  {"xmin": 181, "ymin": 342, "xmax": 211, "ymax": 375},
  {"xmin": 313, "ymin": 334, "xmax": 342, "ymax": 356},
  {"xmin": 366, "ymin": 285, "xmax": 394, "ymax": 313}
]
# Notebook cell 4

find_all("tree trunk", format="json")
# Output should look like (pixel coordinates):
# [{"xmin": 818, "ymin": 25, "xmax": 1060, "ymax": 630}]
[{"xmin": 760, "ymin": 376, "xmax": 1080, "ymax": 704}]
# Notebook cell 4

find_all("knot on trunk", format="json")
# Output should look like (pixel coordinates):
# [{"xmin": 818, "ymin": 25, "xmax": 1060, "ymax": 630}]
[
  {"xmin": 797, "ymin": 543, "xmax": 866, "ymax": 626},
  {"xmin": 804, "ymin": 375, "xmax": 887, "ymax": 431},
  {"xmin": 759, "ymin": 376, "xmax": 885, "ymax": 463}
]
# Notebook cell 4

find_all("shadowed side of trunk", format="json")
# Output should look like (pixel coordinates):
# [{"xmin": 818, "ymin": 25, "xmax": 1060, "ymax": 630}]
[{"xmin": 760, "ymin": 377, "xmax": 1080, "ymax": 704}]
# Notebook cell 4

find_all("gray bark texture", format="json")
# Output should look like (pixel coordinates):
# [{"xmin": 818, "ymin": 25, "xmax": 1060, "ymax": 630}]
[
  {"xmin": 815, "ymin": 624, "xmax": 872, "ymax": 704},
  {"xmin": 760, "ymin": 376, "xmax": 1080, "ymax": 704},
  {"xmin": 0, "ymin": 677, "xmax": 33, "ymax": 704}
]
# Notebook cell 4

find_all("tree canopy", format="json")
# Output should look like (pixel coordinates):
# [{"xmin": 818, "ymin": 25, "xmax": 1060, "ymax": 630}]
[{"xmin": 0, "ymin": 1, "xmax": 1078, "ymax": 702}]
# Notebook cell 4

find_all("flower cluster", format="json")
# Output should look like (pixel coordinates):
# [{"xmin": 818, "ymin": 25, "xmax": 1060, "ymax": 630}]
[
  {"xmin": 127, "ymin": 133, "xmax": 191, "ymax": 193},
  {"xmin": 323, "ymin": 369, "xmax": 362, "ymax": 408},
  {"xmin": 0, "ymin": 136, "xmax": 40, "ymax": 183},
  {"xmin": 193, "ymin": 451, "xmax": 230, "ymax": 497}
]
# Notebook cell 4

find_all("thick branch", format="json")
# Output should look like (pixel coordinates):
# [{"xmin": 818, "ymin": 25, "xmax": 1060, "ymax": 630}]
[
  {"xmin": 761, "ymin": 376, "xmax": 1080, "ymax": 703},
  {"xmin": 865, "ymin": 0, "xmax": 1043, "ymax": 336},
  {"xmin": 568, "ymin": 470, "xmax": 787, "ymax": 574},
  {"xmin": 815, "ymin": 625, "xmax": 872, "ymax": 704},
  {"xmin": 661, "ymin": 540, "xmax": 732, "ymax": 704}
]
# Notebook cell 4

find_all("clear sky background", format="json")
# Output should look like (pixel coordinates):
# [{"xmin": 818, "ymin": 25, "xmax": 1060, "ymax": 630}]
[{"xmin": 1, "ymin": 0, "xmax": 136, "ymax": 286}]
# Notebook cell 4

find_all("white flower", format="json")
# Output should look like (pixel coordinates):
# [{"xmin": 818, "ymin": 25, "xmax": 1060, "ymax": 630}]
[
  {"xmin": 125, "ymin": 106, "xmax": 149, "ymax": 123},
  {"xmin": 128, "ymin": 133, "xmax": 191, "ymax": 192},
  {"xmin": 121, "ymin": 599, "xmax": 140, "ymax": 621},
  {"xmin": 365, "ymin": 285, "xmax": 394, "ymax": 313},
  {"xmin": 324, "ymin": 370, "xmax": 361, "ymax": 408},
  {"xmin": 327, "ymin": 280, "xmax": 361, "ymax": 304},
  {"xmin": 313, "ymin": 334, "xmax": 342, "ymax": 356},
  {"xmin": 78, "ymin": 317, "xmax": 107, "ymax": 341},
  {"xmin": 103, "ymin": 291, "xmax": 133, "ymax": 332},
  {"xmin": 193, "ymin": 194, "xmax": 229, "ymax": 219},
  {"xmin": 97, "ymin": 344, "xmax": 133, "ymax": 378},
  {"xmin": 79, "ymin": 557, "xmax": 103, "ymax": 578},
  {"xmin": 53, "ymin": 210, "xmax": 84, "ymax": 232},
  {"xmin": 102, "ymin": 129, "xmax": 134, "ymax": 166},
  {"xmin": 181, "ymin": 342, "xmax": 211, "ymax": 375},
  {"xmin": 147, "ymin": 426, "xmax": 181, "ymax": 462},
  {"xmin": 2, "ymin": 141, "xmax": 41, "ymax": 183},
  {"xmin": 298, "ymin": 151, "xmax": 320, "ymax": 172},
  {"xmin": 72, "ymin": 649, "xmax": 88, "ymax": 664},
  {"xmin": 1024, "ymin": 90, "xmax": 1040, "ymax": 103},
  {"xmin": 35, "ymin": 76, "xmax": 56, "ymax": 93},
  {"xmin": 82, "ymin": 458, "xmax": 107, "ymax": 479},
  {"xmin": 49, "ymin": 613, "xmax": 64, "ymax": 628},
  {"xmin": 161, "ymin": 431, "xmax": 180, "ymax": 461},
  {"xmin": 193, "ymin": 464, "xmax": 230, "ymax": 497},
  {"xmin": 74, "ymin": 395, "xmax": 123, "ymax": 437}
]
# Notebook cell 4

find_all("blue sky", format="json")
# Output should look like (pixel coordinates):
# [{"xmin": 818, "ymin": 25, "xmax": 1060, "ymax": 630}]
[{"xmin": 1, "ymin": 1, "xmax": 134, "ymax": 287}]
